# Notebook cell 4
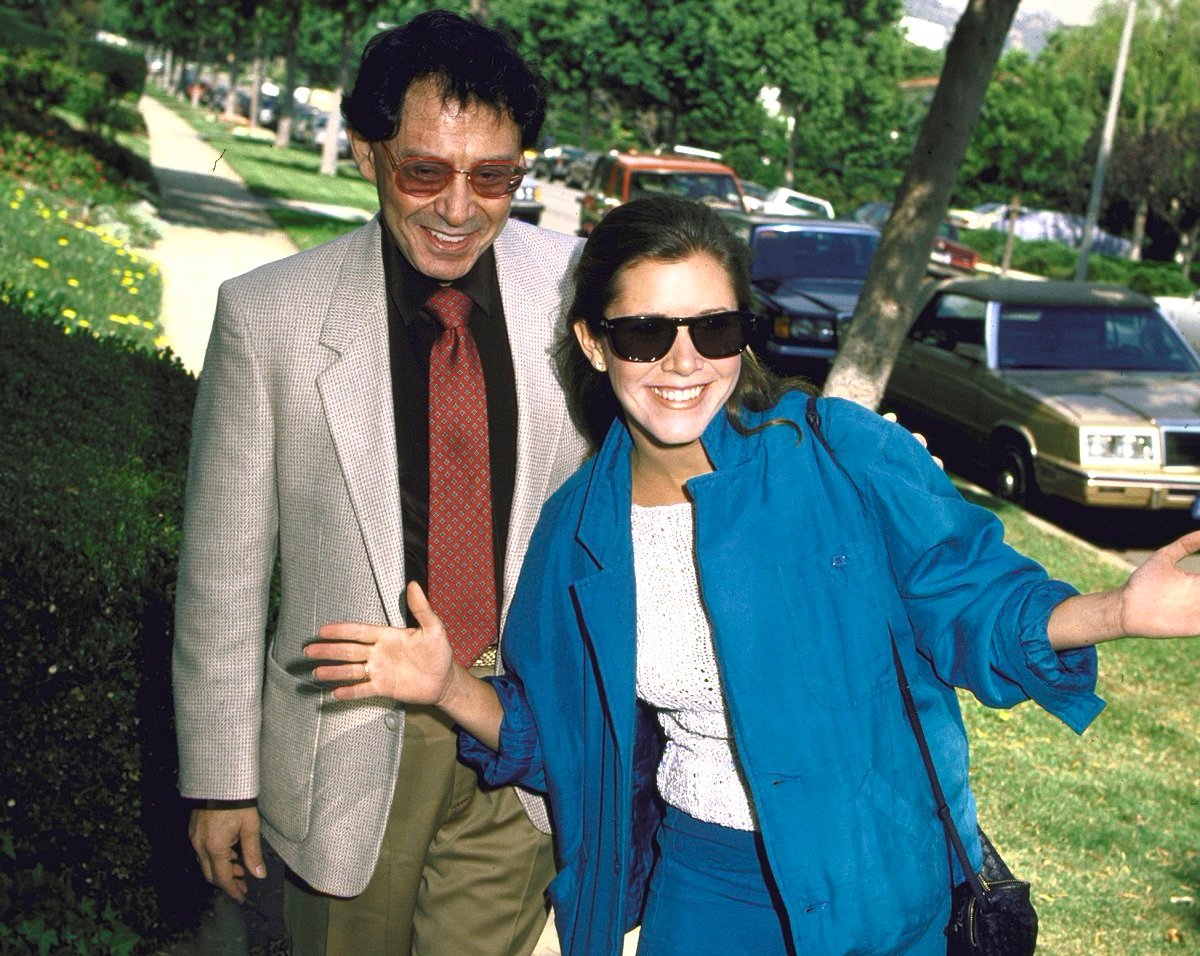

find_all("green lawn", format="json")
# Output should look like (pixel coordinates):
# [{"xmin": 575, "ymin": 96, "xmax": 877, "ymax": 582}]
[{"xmin": 956, "ymin": 490, "xmax": 1200, "ymax": 953}]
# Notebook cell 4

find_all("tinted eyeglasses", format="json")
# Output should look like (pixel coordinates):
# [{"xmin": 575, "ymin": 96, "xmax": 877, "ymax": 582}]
[
  {"xmin": 595, "ymin": 310, "xmax": 759, "ymax": 363},
  {"xmin": 383, "ymin": 150, "xmax": 526, "ymax": 199}
]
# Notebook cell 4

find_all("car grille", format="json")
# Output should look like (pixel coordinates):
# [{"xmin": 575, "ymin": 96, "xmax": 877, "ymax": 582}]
[{"xmin": 1163, "ymin": 427, "xmax": 1200, "ymax": 467}]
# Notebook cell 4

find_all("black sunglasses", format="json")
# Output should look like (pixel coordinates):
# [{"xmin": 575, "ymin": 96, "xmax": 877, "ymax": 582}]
[{"xmin": 595, "ymin": 310, "xmax": 759, "ymax": 363}]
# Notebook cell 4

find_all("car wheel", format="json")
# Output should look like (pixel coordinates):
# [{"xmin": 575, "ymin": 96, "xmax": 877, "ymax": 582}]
[{"xmin": 992, "ymin": 440, "xmax": 1038, "ymax": 507}]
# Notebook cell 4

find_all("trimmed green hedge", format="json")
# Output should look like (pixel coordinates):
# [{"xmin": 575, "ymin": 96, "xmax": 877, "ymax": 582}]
[
  {"xmin": 0, "ymin": 302, "xmax": 210, "ymax": 951},
  {"xmin": 962, "ymin": 228, "xmax": 1199, "ymax": 295},
  {"xmin": 0, "ymin": 8, "xmax": 146, "ymax": 99}
]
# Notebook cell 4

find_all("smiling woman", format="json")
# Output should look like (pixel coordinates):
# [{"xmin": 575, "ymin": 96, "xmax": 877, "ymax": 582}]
[{"xmin": 305, "ymin": 196, "xmax": 1200, "ymax": 955}]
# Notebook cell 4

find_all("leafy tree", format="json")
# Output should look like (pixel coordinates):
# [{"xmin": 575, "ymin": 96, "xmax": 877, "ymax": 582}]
[
  {"xmin": 762, "ymin": 0, "xmax": 915, "ymax": 210},
  {"xmin": 1102, "ymin": 0, "xmax": 1200, "ymax": 265},
  {"xmin": 958, "ymin": 48, "xmax": 1093, "ymax": 269},
  {"xmin": 824, "ymin": 0, "xmax": 1021, "ymax": 408}
]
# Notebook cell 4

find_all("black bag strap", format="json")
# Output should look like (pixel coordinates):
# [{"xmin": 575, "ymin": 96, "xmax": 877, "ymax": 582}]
[{"xmin": 804, "ymin": 396, "xmax": 987, "ymax": 902}]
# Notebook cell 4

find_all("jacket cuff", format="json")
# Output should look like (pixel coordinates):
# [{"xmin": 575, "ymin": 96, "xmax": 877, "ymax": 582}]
[{"xmin": 458, "ymin": 676, "xmax": 547, "ymax": 792}]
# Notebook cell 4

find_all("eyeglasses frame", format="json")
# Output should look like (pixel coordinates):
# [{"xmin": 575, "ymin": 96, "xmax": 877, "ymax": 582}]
[
  {"xmin": 593, "ymin": 310, "xmax": 761, "ymax": 363},
  {"xmin": 379, "ymin": 145, "xmax": 527, "ymax": 199}
]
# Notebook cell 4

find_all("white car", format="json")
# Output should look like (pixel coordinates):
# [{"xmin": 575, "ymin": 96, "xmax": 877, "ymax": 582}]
[{"xmin": 758, "ymin": 187, "xmax": 835, "ymax": 219}]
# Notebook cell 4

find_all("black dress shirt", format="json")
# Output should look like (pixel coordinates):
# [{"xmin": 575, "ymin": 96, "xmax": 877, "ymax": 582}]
[{"xmin": 381, "ymin": 231, "xmax": 518, "ymax": 627}]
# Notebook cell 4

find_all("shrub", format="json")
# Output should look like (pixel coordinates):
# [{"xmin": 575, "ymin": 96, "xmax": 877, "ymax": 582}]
[
  {"xmin": 960, "ymin": 228, "xmax": 1197, "ymax": 296},
  {"xmin": 0, "ymin": 301, "xmax": 210, "ymax": 951}
]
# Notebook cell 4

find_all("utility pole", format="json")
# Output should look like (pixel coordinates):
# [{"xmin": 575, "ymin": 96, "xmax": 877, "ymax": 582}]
[{"xmin": 1075, "ymin": 0, "xmax": 1137, "ymax": 281}]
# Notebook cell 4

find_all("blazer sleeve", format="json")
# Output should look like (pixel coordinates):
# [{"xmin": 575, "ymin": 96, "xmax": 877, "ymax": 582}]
[
  {"xmin": 819, "ymin": 398, "xmax": 1103, "ymax": 733},
  {"xmin": 172, "ymin": 280, "xmax": 278, "ymax": 799}
]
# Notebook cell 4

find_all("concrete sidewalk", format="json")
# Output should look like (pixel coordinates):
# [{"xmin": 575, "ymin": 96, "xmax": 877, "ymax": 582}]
[{"xmin": 140, "ymin": 94, "xmax": 299, "ymax": 374}]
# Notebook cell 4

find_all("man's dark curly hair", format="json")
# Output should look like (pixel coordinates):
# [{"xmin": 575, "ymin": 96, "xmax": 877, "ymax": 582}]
[{"xmin": 341, "ymin": 9, "xmax": 547, "ymax": 149}]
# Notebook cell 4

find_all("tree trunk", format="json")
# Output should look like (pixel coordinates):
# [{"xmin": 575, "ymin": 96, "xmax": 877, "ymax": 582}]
[
  {"xmin": 1000, "ymin": 191, "xmax": 1020, "ymax": 275},
  {"xmin": 320, "ymin": 4, "xmax": 358, "ymax": 177},
  {"xmin": 823, "ymin": 0, "xmax": 1020, "ymax": 409},
  {"xmin": 1129, "ymin": 195, "xmax": 1148, "ymax": 261},
  {"xmin": 274, "ymin": 2, "xmax": 303, "ymax": 148}
]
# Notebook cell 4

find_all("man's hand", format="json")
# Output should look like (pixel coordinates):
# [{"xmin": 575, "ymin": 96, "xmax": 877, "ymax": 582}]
[{"xmin": 189, "ymin": 806, "xmax": 266, "ymax": 902}]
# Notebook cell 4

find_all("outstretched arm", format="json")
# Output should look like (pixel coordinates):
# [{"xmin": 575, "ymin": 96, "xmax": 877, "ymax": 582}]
[
  {"xmin": 305, "ymin": 581, "xmax": 504, "ymax": 749},
  {"xmin": 1049, "ymin": 529, "xmax": 1200, "ymax": 650}
]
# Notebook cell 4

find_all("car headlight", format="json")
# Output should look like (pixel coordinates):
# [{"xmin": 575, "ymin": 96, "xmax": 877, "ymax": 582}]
[
  {"xmin": 1079, "ymin": 427, "xmax": 1159, "ymax": 465},
  {"xmin": 777, "ymin": 315, "xmax": 836, "ymax": 342}
]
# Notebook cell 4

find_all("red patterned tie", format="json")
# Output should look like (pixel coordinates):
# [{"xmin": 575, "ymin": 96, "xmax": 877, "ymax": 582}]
[{"xmin": 426, "ymin": 287, "xmax": 498, "ymax": 666}]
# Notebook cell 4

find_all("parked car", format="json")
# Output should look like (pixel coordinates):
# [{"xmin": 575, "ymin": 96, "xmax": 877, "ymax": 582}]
[
  {"xmin": 1158, "ymin": 291, "xmax": 1200, "ymax": 352},
  {"xmin": 948, "ymin": 201, "xmax": 1032, "ymax": 231},
  {"xmin": 578, "ymin": 151, "xmax": 746, "ymax": 235},
  {"xmin": 292, "ymin": 108, "xmax": 351, "ymax": 157},
  {"xmin": 720, "ymin": 211, "xmax": 880, "ymax": 363},
  {"xmin": 759, "ymin": 186, "xmax": 835, "ymax": 220},
  {"xmin": 564, "ymin": 150, "xmax": 600, "ymax": 189},
  {"xmin": 853, "ymin": 200, "xmax": 980, "ymax": 273},
  {"xmin": 991, "ymin": 208, "xmax": 1133, "ymax": 257},
  {"xmin": 532, "ymin": 145, "xmax": 587, "ymax": 181},
  {"xmin": 740, "ymin": 181, "xmax": 770, "ymax": 211},
  {"xmin": 884, "ymin": 277, "xmax": 1200, "ymax": 510},
  {"xmin": 509, "ymin": 173, "xmax": 544, "ymax": 226}
]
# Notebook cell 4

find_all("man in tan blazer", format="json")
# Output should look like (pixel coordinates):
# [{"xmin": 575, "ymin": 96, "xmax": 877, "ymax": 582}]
[{"xmin": 173, "ymin": 11, "xmax": 586, "ymax": 954}]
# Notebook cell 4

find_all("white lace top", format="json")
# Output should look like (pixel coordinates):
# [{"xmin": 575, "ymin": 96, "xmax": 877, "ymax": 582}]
[{"xmin": 631, "ymin": 502, "xmax": 758, "ymax": 831}]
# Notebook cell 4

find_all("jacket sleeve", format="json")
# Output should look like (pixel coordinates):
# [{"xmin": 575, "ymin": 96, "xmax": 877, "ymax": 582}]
[
  {"xmin": 458, "ymin": 675, "xmax": 548, "ymax": 793},
  {"xmin": 822, "ymin": 398, "xmax": 1103, "ymax": 733},
  {"xmin": 172, "ymin": 281, "xmax": 277, "ymax": 798}
]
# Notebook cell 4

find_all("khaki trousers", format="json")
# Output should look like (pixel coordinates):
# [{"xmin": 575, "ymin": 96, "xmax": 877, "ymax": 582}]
[{"xmin": 284, "ymin": 703, "xmax": 556, "ymax": 956}]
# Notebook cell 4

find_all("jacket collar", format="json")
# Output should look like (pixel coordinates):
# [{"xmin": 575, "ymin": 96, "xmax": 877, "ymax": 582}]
[{"xmin": 574, "ymin": 407, "xmax": 763, "ymax": 569}]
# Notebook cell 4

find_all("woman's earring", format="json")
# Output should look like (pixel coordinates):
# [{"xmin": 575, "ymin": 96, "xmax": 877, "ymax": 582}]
[{"xmin": 594, "ymin": 360, "xmax": 606, "ymax": 372}]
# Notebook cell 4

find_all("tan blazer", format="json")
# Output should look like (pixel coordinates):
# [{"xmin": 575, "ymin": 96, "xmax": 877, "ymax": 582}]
[{"xmin": 173, "ymin": 217, "xmax": 587, "ymax": 896}]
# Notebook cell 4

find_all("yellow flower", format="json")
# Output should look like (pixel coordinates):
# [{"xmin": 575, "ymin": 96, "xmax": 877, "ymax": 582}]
[
  {"xmin": 39, "ymin": 208, "xmax": 50, "ymax": 219},
  {"xmin": 25, "ymin": 289, "xmax": 34, "ymax": 298},
  {"xmin": 67, "ymin": 278, "xmax": 79, "ymax": 288},
  {"xmin": 109, "ymin": 313, "xmax": 128, "ymax": 324},
  {"xmin": 61, "ymin": 308, "xmax": 77, "ymax": 319},
  {"xmin": 142, "ymin": 319, "xmax": 155, "ymax": 330},
  {"xmin": 134, "ymin": 271, "xmax": 145, "ymax": 280},
  {"xmin": 154, "ymin": 335, "xmax": 169, "ymax": 349},
  {"xmin": 121, "ymin": 276, "xmax": 133, "ymax": 286},
  {"xmin": 8, "ymin": 201, "xmax": 19, "ymax": 209},
  {"xmin": 31, "ymin": 257, "xmax": 49, "ymax": 269},
  {"xmin": 128, "ymin": 287, "xmax": 139, "ymax": 295},
  {"xmin": 78, "ymin": 319, "xmax": 91, "ymax": 328},
  {"xmin": 57, "ymin": 209, "xmax": 67, "ymax": 220},
  {"xmin": 57, "ymin": 237, "xmax": 69, "ymax": 246}
]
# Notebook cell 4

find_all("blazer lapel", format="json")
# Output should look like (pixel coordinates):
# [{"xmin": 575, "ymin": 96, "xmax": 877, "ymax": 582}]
[
  {"xmin": 316, "ymin": 220, "xmax": 406, "ymax": 625},
  {"xmin": 493, "ymin": 225, "xmax": 586, "ymax": 616},
  {"xmin": 571, "ymin": 427, "xmax": 639, "ymax": 755}
]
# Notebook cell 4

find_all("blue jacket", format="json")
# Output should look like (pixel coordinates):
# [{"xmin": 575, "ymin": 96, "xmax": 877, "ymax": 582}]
[{"xmin": 462, "ymin": 394, "xmax": 1103, "ymax": 955}]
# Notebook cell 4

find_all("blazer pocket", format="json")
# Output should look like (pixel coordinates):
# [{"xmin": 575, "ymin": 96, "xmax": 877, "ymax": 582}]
[{"xmin": 257, "ymin": 652, "xmax": 319, "ymax": 843}]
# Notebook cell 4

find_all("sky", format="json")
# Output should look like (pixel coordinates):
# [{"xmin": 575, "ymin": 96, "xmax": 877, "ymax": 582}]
[{"xmin": 947, "ymin": 0, "xmax": 1109, "ymax": 27}]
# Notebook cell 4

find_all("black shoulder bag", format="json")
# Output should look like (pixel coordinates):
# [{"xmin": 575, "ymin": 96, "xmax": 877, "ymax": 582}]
[{"xmin": 805, "ymin": 397, "xmax": 1038, "ymax": 956}]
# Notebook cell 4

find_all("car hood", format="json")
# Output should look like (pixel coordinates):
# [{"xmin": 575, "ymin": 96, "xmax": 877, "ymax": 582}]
[
  {"xmin": 1004, "ymin": 369, "xmax": 1200, "ymax": 424},
  {"xmin": 765, "ymin": 278, "xmax": 865, "ymax": 317}
]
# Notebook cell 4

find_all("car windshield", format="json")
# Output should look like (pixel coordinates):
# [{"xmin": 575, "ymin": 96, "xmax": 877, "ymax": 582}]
[
  {"xmin": 750, "ymin": 228, "xmax": 878, "ymax": 282},
  {"xmin": 997, "ymin": 305, "xmax": 1199, "ymax": 372},
  {"xmin": 628, "ymin": 171, "xmax": 741, "ymax": 207}
]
